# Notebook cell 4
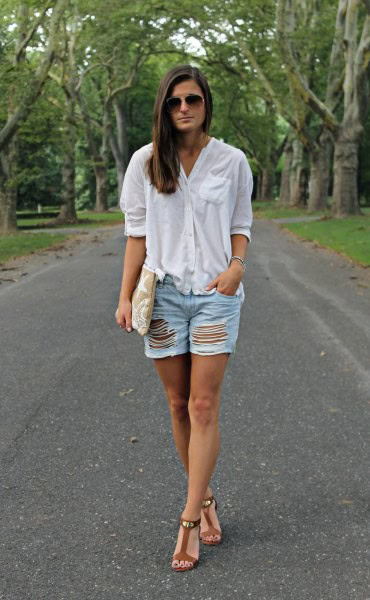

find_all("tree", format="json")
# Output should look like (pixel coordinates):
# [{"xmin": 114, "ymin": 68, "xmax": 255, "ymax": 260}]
[
  {"xmin": 276, "ymin": 0, "xmax": 370, "ymax": 216},
  {"xmin": 0, "ymin": 0, "xmax": 69, "ymax": 233}
]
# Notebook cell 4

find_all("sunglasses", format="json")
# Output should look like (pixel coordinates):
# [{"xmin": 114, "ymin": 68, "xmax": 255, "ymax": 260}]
[{"xmin": 165, "ymin": 94, "xmax": 204, "ymax": 113}]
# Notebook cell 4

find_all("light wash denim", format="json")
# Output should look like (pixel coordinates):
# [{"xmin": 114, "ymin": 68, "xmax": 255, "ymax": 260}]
[{"xmin": 143, "ymin": 274, "xmax": 241, "ymax": 359}]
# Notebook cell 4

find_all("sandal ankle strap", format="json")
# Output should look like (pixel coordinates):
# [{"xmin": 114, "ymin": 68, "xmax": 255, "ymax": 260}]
[
  {"xmin": 201, "ymin": 495, "xmax": 215, "ymax": 508},
  {"xmin": 180, "ymin": 517, "xmax": 201, "ymax": 528}
]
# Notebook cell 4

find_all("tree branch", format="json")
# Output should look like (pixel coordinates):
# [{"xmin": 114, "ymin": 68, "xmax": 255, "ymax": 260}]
[
  {"xmin": 0, "ymin": 0, "xmax": 69, "ymax": 151},
  {"xmin": 276, "ymin": 0, "xmax": 340, "ymax": 133},
  {"xmin": 353, "ymin": 13, "xmax": 370, "ymax": 123},
  {"xmin": 15, "ymin": 1, "xmax": 54, "ymax": 64}
]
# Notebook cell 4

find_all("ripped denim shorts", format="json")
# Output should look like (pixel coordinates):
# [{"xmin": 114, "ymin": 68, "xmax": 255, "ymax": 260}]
[{"xmin": 143, "ymin": 274, "xmax": 241, "ymax": 359}]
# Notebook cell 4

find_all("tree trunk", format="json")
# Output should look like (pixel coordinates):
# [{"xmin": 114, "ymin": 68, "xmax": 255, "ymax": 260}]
[
  {"xmin": 289, "ymin": 138, "xmax": 306, "ymax": 207},
  {"xmin": 332, "ymin": 134, "xmax": 362, "ymax": 217},
  {"xmin": 111, "ymin": 98, "xmax": 129, "ymax": 202},
  {"xmin": 256, "ymin": 171, "xmax": 262, "ymax": 200},
  {"xmin": 331, "ymin": 1, "xmax": 369, "ymax": 217},
  {"xmin": 95, "ymin": 165, "xmax": 109, "ymax": 212},
  {"xmin": 0, "ymin": 137, "xmax": 18, "ymax": 234},
  {"xmin": 76, "ymin": 92, "xmax": 109, "ymax": 213},
  {"xmin": 279, "ymin": 143, "xmax": 293, "ymax": 206},
  {"xmin": 260, "ymin": 168, "xmax": 275, "ymax": 201},
  {"xmin": 116, "ymin": 163, "xmax": 125, "ymax": 203},
  {"xmin": 308, "ymin": 131, "xmax": 331, "ymax": 211},
  {"xmin": 57, "ymin": 108, "xmax": 77, "ymax": 223},
  {"xmin": 94, "ymin": 103, "xmax": 110, "ymax": 212}
]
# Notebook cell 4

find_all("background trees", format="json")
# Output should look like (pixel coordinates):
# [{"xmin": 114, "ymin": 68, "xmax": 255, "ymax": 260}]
[
  {"xmin": 0, "ymin": 0, "xmax": 69, "ymax": 232},
  {"xmin": 0, "ymin": 0, "xmax": 369, "ymax": 233}
]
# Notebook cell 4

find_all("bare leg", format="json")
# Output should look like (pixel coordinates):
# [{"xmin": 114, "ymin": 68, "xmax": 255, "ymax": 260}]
[
  {"xmin": 153, "ymin": 353, "xmax": 191, "ymax": 471},
  {"xmin": 153, "ymin": 353, "xmax": 214, "ymax": 500},
  {"xmin": 183, "ymin": 353, "xmax": 229, "ymax": 519},
  {"xmin": 171, "ymin": 353, "xmax": 229, "ymax": 568}
]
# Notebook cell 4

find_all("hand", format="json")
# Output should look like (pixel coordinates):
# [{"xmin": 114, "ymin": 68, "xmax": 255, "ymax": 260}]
[
  {"xmin": 115, "ymin": 299, "xmax": 133, "ymax": 332},
  {"xmin": 205, "ymin": 261, "xmax": 244, "ymax": 296}
]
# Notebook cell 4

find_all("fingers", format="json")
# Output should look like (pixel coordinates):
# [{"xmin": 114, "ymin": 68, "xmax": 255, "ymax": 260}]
[
  {"xmin": 125, "ymin": 313, "xmax": 133, "ymax": 332},
  {"xmin": 205, "ymin": 275, "xmax": 221, "ymax": 290},
  {"xmin": 115, "ymin": 306, "xmax": 133, "ymax": 332}
]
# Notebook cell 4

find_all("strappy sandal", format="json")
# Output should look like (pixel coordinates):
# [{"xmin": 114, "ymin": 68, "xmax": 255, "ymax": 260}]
[
  {"xmin": 172, "ymin": 516, "xmax": 201, "ymax": 572},
  {"xmin": 200, "ymin": 495, "xmax": 222, "ymax": 545}
]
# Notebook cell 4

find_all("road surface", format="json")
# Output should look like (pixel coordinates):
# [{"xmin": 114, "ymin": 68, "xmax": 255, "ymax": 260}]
[{"xmin": 1, "ymin": 222, "xmax": 369, "ymax": 599}]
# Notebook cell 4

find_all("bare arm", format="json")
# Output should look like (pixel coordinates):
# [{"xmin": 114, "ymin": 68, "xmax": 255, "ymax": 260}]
[
  {"xmin": 116, "ymin": 235, "xmax": 146, "ymax": 332},
  {"xmin": 231, "ymin": 233, "xmax": 248, "ymax": 262}
]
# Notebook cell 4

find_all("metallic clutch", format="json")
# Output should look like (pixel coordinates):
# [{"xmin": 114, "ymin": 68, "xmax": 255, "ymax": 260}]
[{"xmin": 131, "ymin": 266, "xmax": 158, "ymax": 336}]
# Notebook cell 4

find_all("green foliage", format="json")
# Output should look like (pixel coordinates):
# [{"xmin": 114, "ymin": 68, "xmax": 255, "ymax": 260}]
[
  {"xmin": 0, "ymin": 0, "xmax": 368, "ymax": 227},
  {"xmin": 16, "ymin": 80, "xmax": 64, "ymax": 209},
  {"xmin": 359, "ymin": 112, "xmax": 370, "ymax": 204}
]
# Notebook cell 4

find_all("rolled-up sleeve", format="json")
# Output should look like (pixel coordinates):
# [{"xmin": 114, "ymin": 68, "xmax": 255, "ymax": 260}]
[
  {"xmin": 120, "ymin": 151, "xmax": 146, "ymax": 237},
  {"xmin": 230, "ymin": 152, "xmax": 253, "ymax": 242}
]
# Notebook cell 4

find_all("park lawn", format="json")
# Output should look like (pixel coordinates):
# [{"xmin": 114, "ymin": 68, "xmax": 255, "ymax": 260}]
[
  {"xmin": 252, "ymin": 201, "xmax": 329, "ymax": 220},
  {"xmin": 281, "ymin": 214, "xmax": 370, "ymax": 267},
  {"xmin": 0, "ymin": 233, "xmax": 71, "ymax": 264},
  {"xmin": 17, "ymin": 210, "xmax": 124, "ymax": 229}
]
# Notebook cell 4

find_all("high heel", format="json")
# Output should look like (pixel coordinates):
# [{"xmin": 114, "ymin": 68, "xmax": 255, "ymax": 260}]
[
  {"xmin": 172, "ymin": 516, "xmax": 201, "ymax": 572},
  {"xmin": 200, "ymin": 495, "xmax": 222, "ymax": 545}
]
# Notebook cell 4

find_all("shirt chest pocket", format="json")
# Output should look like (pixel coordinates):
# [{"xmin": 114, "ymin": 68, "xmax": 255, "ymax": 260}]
[{"xmin": 199, "ymin": 175, "xmax": 231, "ymax": 205}]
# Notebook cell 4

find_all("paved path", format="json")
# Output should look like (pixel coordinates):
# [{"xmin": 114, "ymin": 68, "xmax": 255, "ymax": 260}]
[{"xmin": 0, "ymin": 222, "xmax": 369, "ymax": 600}]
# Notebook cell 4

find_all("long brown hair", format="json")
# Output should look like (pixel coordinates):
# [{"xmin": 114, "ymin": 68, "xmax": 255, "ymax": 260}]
[{"xmin": 146, "ymin": 64, "xmax": 213, "ymax": 194}]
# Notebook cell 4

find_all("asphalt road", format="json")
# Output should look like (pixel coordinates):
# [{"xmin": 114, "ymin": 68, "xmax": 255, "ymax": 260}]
[{"xmin": 1, "ymin": 222, "xmax": 369, "ymax": 600}]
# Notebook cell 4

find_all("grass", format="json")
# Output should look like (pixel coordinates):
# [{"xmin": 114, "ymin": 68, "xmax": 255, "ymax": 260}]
[
  {"xmin": 17, "ymin": 210, "xmax": 124, "ymax": 229},
  {"xmin": 281, "ymin": 214, "xmax": 370, "ymax": 267},
  {"xmin": 252, "ymin": 200, "xmax": 329, "ymax": 220},
  {"xmin": 253, "ymin": 201, "xmax": 370, "ymax": 266},
  {"xmin": 0, "ymin": 233, "xmax": 71, "ymax": 264},
  {"xmin": 1, "ymin": 209, "xmax": 124, "ymax": 264}
]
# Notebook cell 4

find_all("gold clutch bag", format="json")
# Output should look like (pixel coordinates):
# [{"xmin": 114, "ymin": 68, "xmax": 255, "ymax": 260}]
[{"xmin": 131, "ymin": 266, "xmax": 158, "ymax": 336}]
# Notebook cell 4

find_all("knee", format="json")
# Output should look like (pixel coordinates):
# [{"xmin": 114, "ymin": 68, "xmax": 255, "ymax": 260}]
[
  {"xmin": 189, "ymin": 394, "xmax": 219, "ymax": 427},
  {"xmin": 167, "ymin": 391, "xmax": 189, "ymax": 422}
]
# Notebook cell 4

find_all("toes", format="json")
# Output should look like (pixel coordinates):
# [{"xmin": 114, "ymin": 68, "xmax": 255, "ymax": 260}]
[
  {"xmin": 204, "ymin": 534, "xmax": 221, "ymax": 542},
  {"xmin": 173, "ymin": 559, "xmax": 194, "ymax": 569}
]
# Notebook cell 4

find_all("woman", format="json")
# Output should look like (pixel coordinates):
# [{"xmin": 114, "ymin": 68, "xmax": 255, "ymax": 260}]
[{"xmin": 116, "ymin": 64, "xmax": 253, "ymax": 572}]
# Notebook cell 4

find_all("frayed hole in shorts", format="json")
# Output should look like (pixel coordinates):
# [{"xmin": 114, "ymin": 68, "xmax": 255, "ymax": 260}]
[
  {"xmin": 191, "ymin": 323, "xmax": 227, "ymax": 351},
  {"xmin": 148, "ymin": 318, "xmax": 176, "ymax": 349}
]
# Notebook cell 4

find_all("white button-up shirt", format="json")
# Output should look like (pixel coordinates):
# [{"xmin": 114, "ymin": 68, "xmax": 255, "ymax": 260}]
[{"xmin": 120, "ymin": 137, "xmax": 253, "ymax": 303}]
